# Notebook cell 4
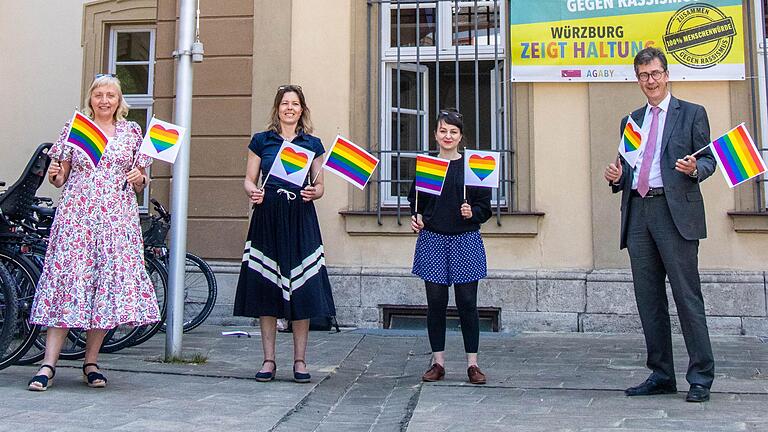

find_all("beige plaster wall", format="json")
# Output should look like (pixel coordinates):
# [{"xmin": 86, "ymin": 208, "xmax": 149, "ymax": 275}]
[
  {"xmin": 290, "ymin": 2, "xmax": 767, "ymax": 272},
  {"xmin": 289, "ymin": 0, "xmax": 361, "ymax": 267},
  {"xmin": 0, "ymin": 0, "xmax": 89, "ymax": 198}
]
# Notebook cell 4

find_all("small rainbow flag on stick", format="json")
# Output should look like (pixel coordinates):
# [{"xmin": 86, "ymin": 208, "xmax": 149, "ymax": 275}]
[
  {"xmin": 618, "ymin": 115, "xmax": 644, "ymax": 168},
  {"xmin": 708, "ymin": 123, "xmax": 767, "ymax": 188},
  {"xmin": 322, "ymin": 135, "xmax": 379, "ymax": 190},
  {"xmin": 415, "ymin": 154, "xmax": 450, "ymax": 195},
  {"xmin": 65, "ymin": 111, "xmax": 108, "ymax": 167}
]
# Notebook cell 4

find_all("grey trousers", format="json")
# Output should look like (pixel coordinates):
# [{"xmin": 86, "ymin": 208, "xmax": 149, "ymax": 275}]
[{"xmin": 626, "ymin": 194, "xmax": 715, "ymax": 388}]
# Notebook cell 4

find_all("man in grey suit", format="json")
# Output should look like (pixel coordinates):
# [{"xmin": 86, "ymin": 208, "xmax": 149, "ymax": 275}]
[{"xmin": 604, "ymin": 47, "xmax": 716, "ymax": 403}]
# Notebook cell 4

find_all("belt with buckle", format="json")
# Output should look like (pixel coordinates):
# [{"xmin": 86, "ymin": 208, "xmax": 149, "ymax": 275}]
[{"xmin": 631, "ymin": 187, "xmax": 664, "ymax": 197}]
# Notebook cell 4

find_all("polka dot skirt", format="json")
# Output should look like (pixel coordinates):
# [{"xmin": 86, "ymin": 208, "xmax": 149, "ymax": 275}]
[{"xmin": 412, "ymin": 229, "xmax": 487, "ymax": 285}]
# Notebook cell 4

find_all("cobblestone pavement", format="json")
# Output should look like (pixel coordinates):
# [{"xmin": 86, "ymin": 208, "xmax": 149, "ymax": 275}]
[{"xmin": 0, "ymin": 327, "xmax": 766, "ymax": 431}]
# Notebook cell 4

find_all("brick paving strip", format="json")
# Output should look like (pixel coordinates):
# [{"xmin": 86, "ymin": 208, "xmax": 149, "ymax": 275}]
[{"xmin": 0, "ymin": 327, "xmax": 766, "ymax": 431}]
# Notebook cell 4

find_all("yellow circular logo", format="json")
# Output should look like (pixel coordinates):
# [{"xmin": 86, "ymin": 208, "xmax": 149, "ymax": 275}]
[{"xmin": 663, "ymin": 3, "xmax": 737, "ymax": 70}]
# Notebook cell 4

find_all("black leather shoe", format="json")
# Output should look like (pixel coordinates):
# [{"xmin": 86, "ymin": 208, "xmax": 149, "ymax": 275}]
[
  {"xmin": 624, "ymin": 378, "xmax": 677, "ymax": 396},
  {"xmin": 685, "ymin": 384, "xmax": 710, "ymax": 402}
]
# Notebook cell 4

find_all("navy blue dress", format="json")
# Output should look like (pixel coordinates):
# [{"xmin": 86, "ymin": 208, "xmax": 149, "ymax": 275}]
[{"xmin": 233, "ymin": 130, "xmax": 336, "ymax": 320}]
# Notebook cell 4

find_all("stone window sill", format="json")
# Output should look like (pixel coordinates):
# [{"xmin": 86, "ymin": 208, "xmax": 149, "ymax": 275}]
[
  {"xmin": 339, "ymin": 210, "xmax": 544, "ymax": 237},
  {"xmin": 728, "ymin": 211, "xmax": 768, "ymax": 233}
]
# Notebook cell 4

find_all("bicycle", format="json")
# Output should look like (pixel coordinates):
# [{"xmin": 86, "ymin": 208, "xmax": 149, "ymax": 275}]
[
  {"xmin": 0, "ymin": 144, "xmax": 50, "ymax": 369},
  {"xmin": 144, "ymin": 199, "xmax": 217, "ymax": 333},
  {"xmin": 0, "ymin": 259, "xmax": 19, "ymax": 369}
]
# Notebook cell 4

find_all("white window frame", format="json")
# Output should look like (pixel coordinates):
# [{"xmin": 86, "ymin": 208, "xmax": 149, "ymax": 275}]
[
  {"xmin": 107, "ymin": 26, "xmax": 156, "ymax": 211},
  {"xmin": 380, "ymin": 0, "xmax": 507, "ymax": 207},
  {"xmin": 382, "ymin": 63, "xmax": 430, "ymax": 205},
  {"xmin": 382, "ymin": 0, "xmax": 504, "ymax": 61}
]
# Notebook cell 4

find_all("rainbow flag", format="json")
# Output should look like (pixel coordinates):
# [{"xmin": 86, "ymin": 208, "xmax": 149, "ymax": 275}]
[
  {"xmin": 65, "ymin": 111, "xmax": 108, "ymax": 166},
  {"xmin": 618, "ymin": 115, "xmax": 644, "ymax": 168},
  {"xmin": 323, "ymin": 135, "xmax": 379, "ymax": 190},
  {"xmin": 415, "ymin": 154, "xmax": 450, "ymax": 195},
  {"xmin": 710, "ymin": 123, "xmax": 767, "ymax": 188}
]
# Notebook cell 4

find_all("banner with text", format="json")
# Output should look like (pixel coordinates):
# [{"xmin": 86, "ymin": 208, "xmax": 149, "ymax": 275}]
[{"xmin": 510, "ymin": 0, "xmax": 745, "ymax": 82}]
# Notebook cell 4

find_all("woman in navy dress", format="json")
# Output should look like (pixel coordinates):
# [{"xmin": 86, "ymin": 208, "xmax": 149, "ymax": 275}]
[
  {"xmin": 408, "ymin": 109, "xmax": 492, "ymax": 385},
  {"xmin": 234, "ymin": 85, "xmax": 335, "ymax": 383}
]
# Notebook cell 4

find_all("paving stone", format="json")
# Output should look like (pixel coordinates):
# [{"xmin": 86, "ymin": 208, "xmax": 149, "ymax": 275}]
[{"xmin": 1, "ymin": 326, "xmax": 767, "ymax": 431}]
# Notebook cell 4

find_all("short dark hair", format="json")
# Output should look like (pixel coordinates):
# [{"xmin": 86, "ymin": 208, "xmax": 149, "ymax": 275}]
[
  {"xmin": 634, "ymin": 47, "xmax": 668, "ymax": 74},
  {"xmin": 436, "ymin": 108, "xmax": 464, "ymax": 133}
]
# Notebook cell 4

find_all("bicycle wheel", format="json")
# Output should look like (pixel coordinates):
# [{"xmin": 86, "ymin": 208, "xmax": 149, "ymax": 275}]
[
  {"xmin": 0, "ymin": 261, "xmax": 18, "ymax": 370},
  {"xmin": 161, "ymin": 252, "xmax": 217, "ymax": 333},
  {"xmin": 57, "ymin": 327, "xmax": 117, "ymax": 360},
  {"xmin": 0, "ymin": 246, "xmax": 42, "ymax": 369},
  {"xmin": 14, "ymin": 243, "xmax": 46, "ymax": 365},
  {"xmin": 122, "ymin": 255, "xmax": 167, "ymax": 348}
]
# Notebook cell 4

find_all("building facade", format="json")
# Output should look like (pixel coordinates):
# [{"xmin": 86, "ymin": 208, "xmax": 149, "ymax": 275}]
[{"xmin": 3, "ymin": 0, "xmax": 768, "ymax": 334}]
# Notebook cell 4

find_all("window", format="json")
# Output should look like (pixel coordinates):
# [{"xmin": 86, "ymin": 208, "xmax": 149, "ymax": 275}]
[
  {"xmin": 379, "ymin": 0, "xmax": 509, "ymax": 208},
  {"xmin": 107, "ymin": 27, "xmax": 156, "ymax": 209}
]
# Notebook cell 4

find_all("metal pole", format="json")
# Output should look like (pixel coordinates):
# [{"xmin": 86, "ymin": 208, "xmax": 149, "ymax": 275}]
[{"xmin": 166, "ymin": 0, "xmax": 197, "ymax": 359}]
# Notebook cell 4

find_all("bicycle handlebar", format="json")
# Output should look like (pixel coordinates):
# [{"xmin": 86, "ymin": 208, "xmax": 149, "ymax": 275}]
[{"xmin": 150, "ymin": 198, "xmax": 170, "ymax": 220}]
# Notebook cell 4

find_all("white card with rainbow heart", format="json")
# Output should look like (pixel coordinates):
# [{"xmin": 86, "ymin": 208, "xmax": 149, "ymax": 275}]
[
  {"xmin": 265, "ymin": 141, "xmax": 316, "ymax": 188},
  {"xmin": 464, "ymin": 149, "xmax": 501, "ymax": 188},
  {"xmin": 139, "ymin": 117, "xmax": 187, "ymax": 164}
]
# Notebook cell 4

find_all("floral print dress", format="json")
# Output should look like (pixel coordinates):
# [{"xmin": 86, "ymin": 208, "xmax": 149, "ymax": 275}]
[{"xmin": 29, "ymin": 120, "xmax": 160, "ymax": 329}]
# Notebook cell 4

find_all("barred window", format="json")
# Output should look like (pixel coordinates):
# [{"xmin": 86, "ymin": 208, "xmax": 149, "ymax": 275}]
[
  {"xmin": 107, "ymin": 27, "xmax": 156, "ymax": 210},
  {"xmin": 377, "ymin": 0, "xmax": 510, "ymax": 214}
]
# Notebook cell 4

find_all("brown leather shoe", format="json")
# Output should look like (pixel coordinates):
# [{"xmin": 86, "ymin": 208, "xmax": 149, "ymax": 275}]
[
  {"xmin": 422, "ymin": 363, "xmax": 445, "ymax": 382},
  {"xmin": 467, "ymin": 365, "xmax": 486, "ymax": 385}
]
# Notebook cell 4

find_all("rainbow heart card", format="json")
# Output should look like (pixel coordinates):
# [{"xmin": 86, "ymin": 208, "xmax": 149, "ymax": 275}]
[
  {"xmin": 139, "ymin": 117, "xmax": 187, "ymax": 164},
  {"xmin": 464, "ymin": 149, "xmax": 501, "ymax": 188},
  {"xmin": 617, "ymin": 115, "xmax": 645, "ymax": 168},
  {"xmin": 265, "ymin": 141, "xmax": 316, "ymax": 188}
]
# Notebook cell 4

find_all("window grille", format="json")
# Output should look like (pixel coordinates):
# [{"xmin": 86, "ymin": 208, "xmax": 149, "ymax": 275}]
[{"xmin": 368, "ymin": 0, "xmax": 510, "ymax": 225}]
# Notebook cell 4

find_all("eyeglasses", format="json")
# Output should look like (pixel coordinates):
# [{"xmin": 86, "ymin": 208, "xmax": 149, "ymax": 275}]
[
  {"xmin": 95, "ymin": 73, "xmax": 117, "ymax": 79},
  {"xmin": 636, "ymin": 70, "xmax": 666, "ymax": 82},
  {"xmin": 278, "ymin": 84, "xmax": 302, "ymax": 91}
]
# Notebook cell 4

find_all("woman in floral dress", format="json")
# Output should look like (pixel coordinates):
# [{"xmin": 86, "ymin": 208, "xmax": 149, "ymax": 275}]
[{"xmin": 27, "ymin": 75, "xmax": 160, "ymax": 391}]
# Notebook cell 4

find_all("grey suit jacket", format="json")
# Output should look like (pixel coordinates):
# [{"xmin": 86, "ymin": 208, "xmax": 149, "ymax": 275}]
[{"xmin": 612, "ymin": 96, "xmax": 716, "ymax": 249}]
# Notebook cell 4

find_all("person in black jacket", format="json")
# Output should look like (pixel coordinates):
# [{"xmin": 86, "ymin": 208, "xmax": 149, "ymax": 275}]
[
  {"xmin": 604, "ymin": 48, "xmax": 716, "ymax": 403},
  {"xmin": 408, "ymin": 109, "xmax": 492, "ymax": 385}
]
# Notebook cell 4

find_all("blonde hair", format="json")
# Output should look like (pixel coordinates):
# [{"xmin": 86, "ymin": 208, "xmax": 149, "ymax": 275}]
[
  {"xmin": 82, "ymin": 75, "xmax": 130, "ymax": 121},
  {"xmin": 266, "ymin": 85, "xmax": 313, "ymax": 134}
]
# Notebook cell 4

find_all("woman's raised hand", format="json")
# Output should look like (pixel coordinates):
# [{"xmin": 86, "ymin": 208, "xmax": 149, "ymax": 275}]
[
  {"xmin": 126, "ymin": 168, "xmax": 145, "ymax": 188},
  {"xmin": 47, "ymin": 160, "xmax": 62, "ymax": 182},
  {"xmin": 411, "ymin": 214, "xmax": 424, "ymax": 233},
  {"xmin": 247, "ymin": 186, "xmax": 264, "ymax": 205},
  {"xmin": 300, "ymin": 184, "xmax": 323, "ymax": 202}
]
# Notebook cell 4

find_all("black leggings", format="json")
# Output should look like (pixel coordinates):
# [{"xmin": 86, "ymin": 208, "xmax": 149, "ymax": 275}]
[{"xmin": 425, "ymin": 280, "xmax": 479, "ymax": 353}]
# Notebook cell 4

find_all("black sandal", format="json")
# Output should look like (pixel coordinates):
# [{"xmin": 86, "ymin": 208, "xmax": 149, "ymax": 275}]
[
  {"xmin": 293, "ymin": 359, "xmax": 311, "ymax": 383},
  {"xmin": 255, "ymin": 359, "xmax": 276, "ymax": 382},
  {"xmin": 28, "ymin": 364, "xmax": 55, "ymax": 391},
  {"xmin": 82, "ymin": 363, "xmax": 107, "ymax": 388}
]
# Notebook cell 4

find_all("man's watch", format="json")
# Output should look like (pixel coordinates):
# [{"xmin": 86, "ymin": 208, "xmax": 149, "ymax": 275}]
[{"xmin": 689, "ymin": 168, "xmax": 698, "ymax": 178}]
